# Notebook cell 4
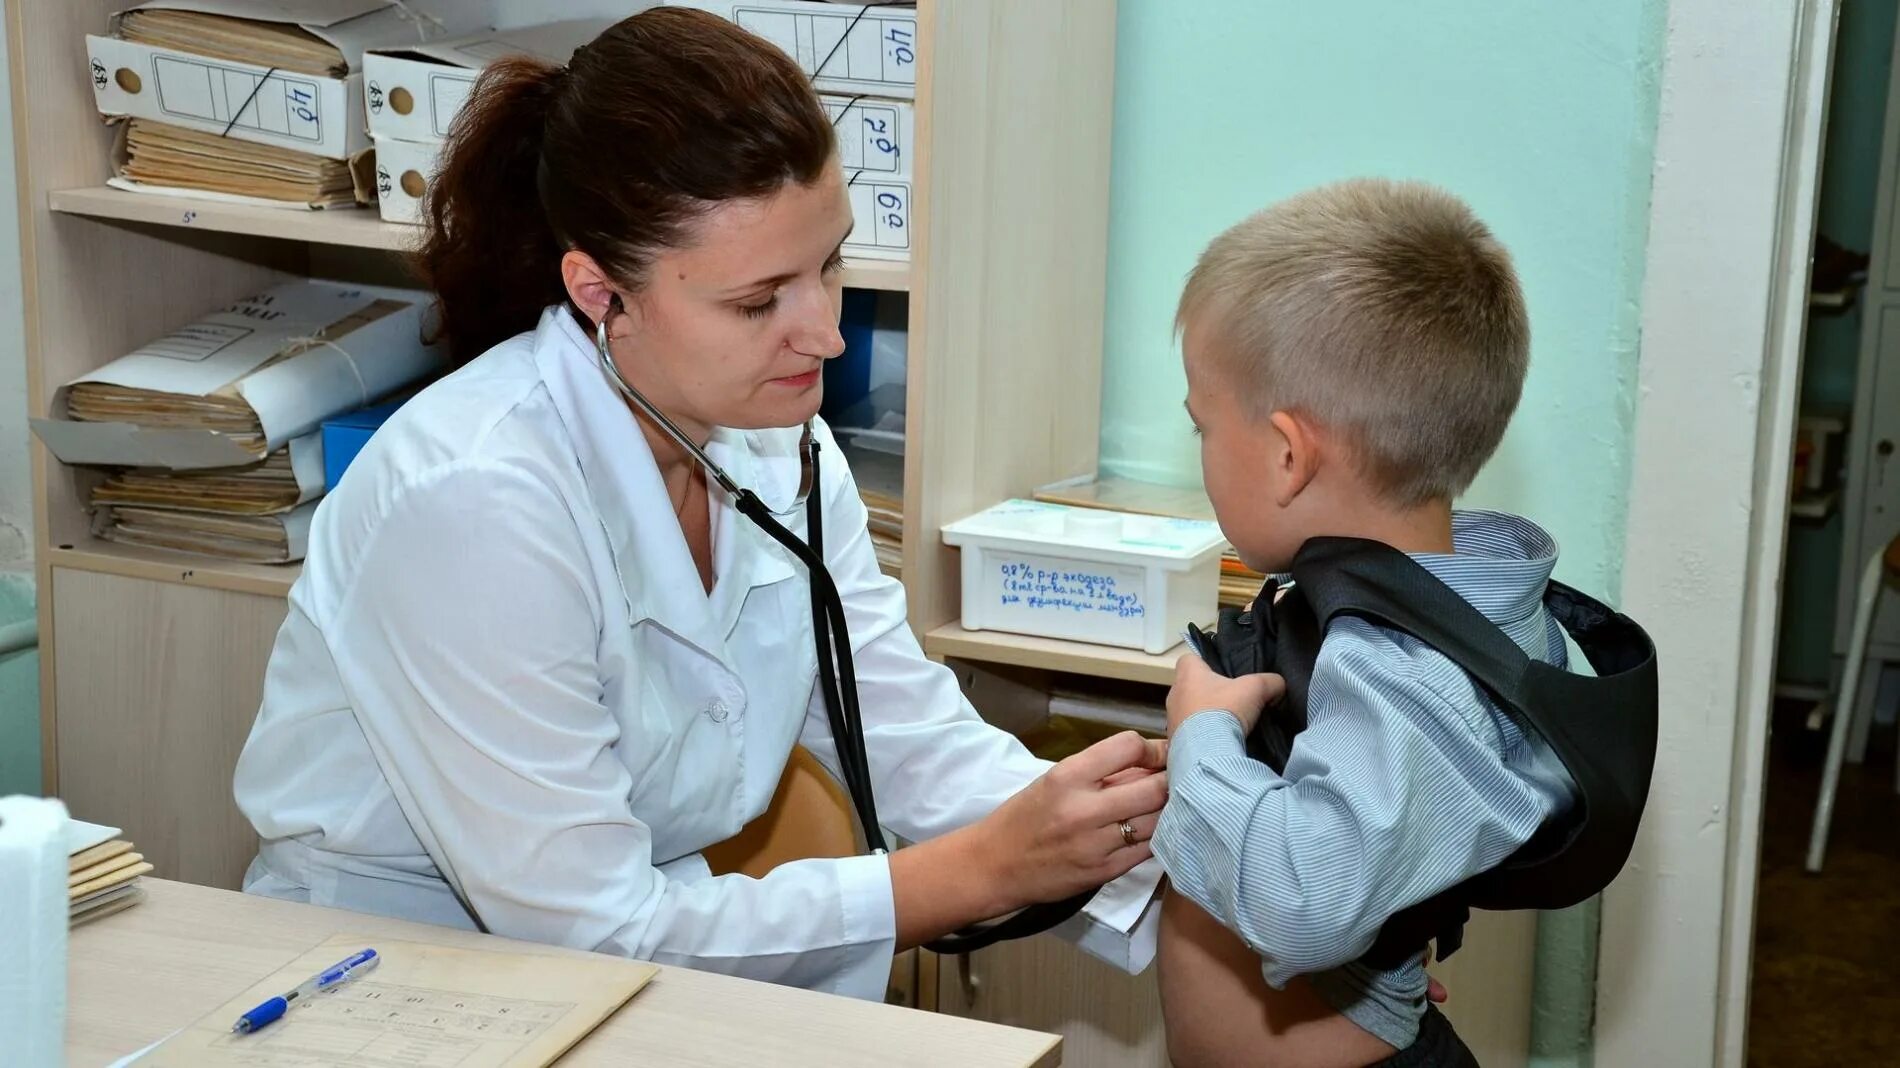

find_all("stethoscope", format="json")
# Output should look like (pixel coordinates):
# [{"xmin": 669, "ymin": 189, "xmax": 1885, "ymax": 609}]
[{"xmin": 593, "ymin": 302, "xmax": 1097, "ymax": 955}]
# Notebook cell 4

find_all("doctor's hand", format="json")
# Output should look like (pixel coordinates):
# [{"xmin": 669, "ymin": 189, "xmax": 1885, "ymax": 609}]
[
  {"xmin": 1168, "ymin": 652, "xmax": 1285, "ymax": 737},
  {"xmin": 979, "ymin": 730, "xmax": 1169, "ymax": 911}
]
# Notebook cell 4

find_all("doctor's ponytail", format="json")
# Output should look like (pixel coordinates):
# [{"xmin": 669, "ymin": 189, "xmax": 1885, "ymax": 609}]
[{"xmin": 416, "ymin": 8, "xmax": 837, "ymax": 365}]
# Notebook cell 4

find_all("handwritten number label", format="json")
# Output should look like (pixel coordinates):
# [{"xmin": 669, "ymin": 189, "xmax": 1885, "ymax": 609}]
[
  {"xmin": 877, "ymin": 190, "xmax": 905, "ymax": 230},
  {"xmin": 887, "ymin": 26, "xmax": 915, "ymax": 66}
]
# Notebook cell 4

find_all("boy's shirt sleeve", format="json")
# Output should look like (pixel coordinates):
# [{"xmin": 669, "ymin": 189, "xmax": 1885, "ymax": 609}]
[{"xmin": 1153, "ymin": 621, "xmax": 1559, "ymax": 982}]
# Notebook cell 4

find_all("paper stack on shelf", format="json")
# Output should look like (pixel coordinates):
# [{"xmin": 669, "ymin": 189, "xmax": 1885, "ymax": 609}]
[
  {"xmin": 30, "ymin": 280, "xmax": 444, "ymax": 564},
  {"xmin": 862, "ymin": 487, "xmax": 903, "ymax": 579},
  {"xmin": 90, "ymin": 434, "xmax": 325, "ymax": 562},
  {"xmin": 67, "ymin": 819, "xmax": 152, "ymax": 928},
  {"xmin": 1033, "ymin": 475, "xmax": 1266, "ymax": 608},
  {"xmin": 118, "ymin": 118, "xmax": 364, "ymax": 208},
  {"xmin": 96, "ymin": 502, "xmax": 318, "ymax": 564},
  {"xmin": 91, "ymin": 439, "xmax": 318, "ymax": 514},
  {"xmin": 85, "ymin": 1, "xmax": 486, "ymax": 210},
  {"xmin": 117, "ymin": 7, "xmax": 349, "ymax": 74},
  {"xmin": 839, "ymin": 440, "xmax": 904, "ymax": 580}
]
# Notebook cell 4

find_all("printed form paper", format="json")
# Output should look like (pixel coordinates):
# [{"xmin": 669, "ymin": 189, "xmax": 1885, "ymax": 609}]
[{"xmin": 131, "ymin": 933, "xmax": 656, "ymax": 1068}]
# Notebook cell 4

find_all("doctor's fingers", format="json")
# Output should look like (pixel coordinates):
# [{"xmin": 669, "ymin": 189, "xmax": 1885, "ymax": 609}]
[
  {"xmin": 1101, "ymin": 766, "xmax": 1159, "ymax": 790},
  {"xmin": 1093, "ymin": 768, "xmax": 1170, "ymax": 822},
  {"xmin": 1056, "ymin": 731, "xmax": 1168, "ymax": 785}
]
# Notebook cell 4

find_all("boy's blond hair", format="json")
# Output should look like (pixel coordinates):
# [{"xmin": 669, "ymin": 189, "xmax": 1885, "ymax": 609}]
[{"xmin": 1178, "ymin": 178, "xmax": 1529, "ymax": 506}]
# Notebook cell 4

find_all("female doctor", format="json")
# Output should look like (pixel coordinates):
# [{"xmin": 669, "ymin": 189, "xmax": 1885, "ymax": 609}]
[{"xmin": 232, "ymin": 7, "xmax": 1165, "ymax": 999}]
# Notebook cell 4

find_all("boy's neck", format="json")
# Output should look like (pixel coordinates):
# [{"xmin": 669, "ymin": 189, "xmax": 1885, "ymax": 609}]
[{"xmin": 1310, "ymin": 496, "xmax": 1456, "ymax": 556}]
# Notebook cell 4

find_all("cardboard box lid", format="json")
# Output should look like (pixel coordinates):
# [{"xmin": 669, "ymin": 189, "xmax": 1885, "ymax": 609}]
[
  {"xmin": 120, "ymin": 0, "xmax": 488, "ymax": 72},
  {"xmin": 366, "ymin": 18, "xmax": 613, "ymax": 69},
  {"xmin": 364, "ymin": 18, "xmax": 619, "ymax": 141}
]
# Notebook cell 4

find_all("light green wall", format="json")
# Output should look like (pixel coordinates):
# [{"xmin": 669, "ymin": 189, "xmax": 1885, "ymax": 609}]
[
  {"xmin": 1101, "ymin": 2, "xmax": 1668, "ymax": 1062},
  {"xmin": 0, "ymin": 573, "xmax": 39, "ymax": 797}
]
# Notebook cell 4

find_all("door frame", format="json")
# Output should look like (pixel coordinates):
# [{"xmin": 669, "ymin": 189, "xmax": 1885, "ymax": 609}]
[{"xmin": 1595, "ymin": 2, "xmax": 1838, "ymax": 1065}]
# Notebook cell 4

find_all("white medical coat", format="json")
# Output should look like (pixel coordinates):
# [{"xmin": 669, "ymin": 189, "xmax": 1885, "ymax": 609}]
[{"xmin": 233, "ymin": 306, "xmax": 1158, "ymax": 999}]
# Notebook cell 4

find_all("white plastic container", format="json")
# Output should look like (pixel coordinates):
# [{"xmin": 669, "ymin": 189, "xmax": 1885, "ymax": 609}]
[{"xmin": 941, "ymin": 500, "xmax": 1227, "ymax": 654}]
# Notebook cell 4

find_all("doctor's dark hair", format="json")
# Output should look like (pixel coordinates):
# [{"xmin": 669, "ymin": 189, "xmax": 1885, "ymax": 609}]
[{"xmin": 416, "ymin": 7, "xmax": 837, "ymax": 364}]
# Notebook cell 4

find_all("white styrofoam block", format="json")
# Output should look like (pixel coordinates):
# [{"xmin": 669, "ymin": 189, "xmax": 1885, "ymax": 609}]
[
  {"xmin": 371, "ymin": 135, "xmax": 443, "ymax": 225},
  {"xmin": 363, "ymin": 18, "xmax": 629, "ymax": 143},
  {"xmin": 942, "ymin": 500, "xmax": 1228, "ymax": 654}
]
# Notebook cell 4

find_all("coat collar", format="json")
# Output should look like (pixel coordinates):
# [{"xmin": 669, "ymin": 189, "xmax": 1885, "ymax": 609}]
[{"xmin": 532, "ymin": 307, "xmax": 802, "ymax": 656}]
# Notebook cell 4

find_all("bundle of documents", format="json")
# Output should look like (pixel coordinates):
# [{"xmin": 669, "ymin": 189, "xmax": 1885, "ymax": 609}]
[
  {"xmin": 120, "ymin": 118, "xmax": 364, "ymax": 209},
  {"xmin": 840, "ymin": 441, "xmax": 904, "ymax": 580},
  {"xmin": 1034, "ymin": 476, "xmax": 1265, "ymax": 608},
  {"xmin": 118, "ymin": 6, "xmax": 349, "ymax": 75},
  {"xmin": 37, "ymin": 281, "xmax": 441, "ymax": 469},
  {"xmin": 87, "ymin": 2, "xmax": 489, "ymax": 209},
  {"xmin": 96, "ymin": 501, "xmax": 317, "ymax": 564},
  {"xmin": 862, "ymin": 487, "xmax": 903, "ymax": 579},
  {"xmin": 92, "ymin": 437, "xmax": 320, "ymax": 515},
  {"xmin": 32, "ymin": 281, "xmax": 442, "ymax": 564},
  {"xmin": 68, "ymin": 820, "xmax": 151, "ymax": 928}
]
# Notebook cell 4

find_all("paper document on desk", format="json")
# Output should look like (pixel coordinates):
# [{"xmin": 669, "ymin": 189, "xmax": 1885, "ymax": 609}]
[{"xmin": 130, "ymin": 933, "xmax": 656, "ymax": 1067}]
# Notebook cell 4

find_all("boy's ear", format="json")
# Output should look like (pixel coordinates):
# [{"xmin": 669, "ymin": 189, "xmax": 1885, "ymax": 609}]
[{"xmin": 1267, "ymin": 409, "xmax": 1320, "ymax": 506}]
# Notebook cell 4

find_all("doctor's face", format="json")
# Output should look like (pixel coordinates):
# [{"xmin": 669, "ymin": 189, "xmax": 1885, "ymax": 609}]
[{"xmin": 592, "ymin": 160, "xmax": 855, "ymax": 438}]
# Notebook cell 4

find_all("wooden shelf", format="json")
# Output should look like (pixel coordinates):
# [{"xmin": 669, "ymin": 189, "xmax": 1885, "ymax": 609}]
[
  {"xmin": 50, "ymin": 186, "xmax": 421, "ymax": 252},
  {"xmin": 835, "ymin": 257, "xmax": 910, "ymax": 292},
  {"xmin": 1810, "ymin": 283, "xmax": 1862, "ymax": 310},
  {"xmin": 46, "ymin": 540, "xmax": 300, "ymax": 599},
  {"xmin": 923, "ymin": 623, "xmax": 1181, "ymax": 687},
  {"xmin": 47, "ymin": 186, "xmax": 912, "ymax": 291}
]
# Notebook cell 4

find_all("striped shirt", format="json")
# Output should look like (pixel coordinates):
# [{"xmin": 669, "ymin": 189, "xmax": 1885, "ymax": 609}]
[{"xmin": 1153, "ymin": 510, "xmax": 1576, "ymax": 1050}]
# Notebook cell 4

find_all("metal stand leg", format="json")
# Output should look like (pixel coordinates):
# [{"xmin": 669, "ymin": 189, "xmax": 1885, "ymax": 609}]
[
  {"xmin": 1807, "ymin": 549, "xmax": 1888, "ymax": 873},
  {"xmin": 1847, "ymin": 656, "xmax": 1880, "ymax": 764}
]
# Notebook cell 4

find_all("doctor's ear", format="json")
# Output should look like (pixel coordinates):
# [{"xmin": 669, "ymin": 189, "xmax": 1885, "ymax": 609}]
[{"xmin": 560, "ymin": 250, "xmax": 625, "ymax": 329}]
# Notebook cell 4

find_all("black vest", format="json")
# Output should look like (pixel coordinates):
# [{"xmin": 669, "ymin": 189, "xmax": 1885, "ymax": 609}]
[{"xmin": 1187, "ymin": 536, "xmax": 1658, "ymax": 969}]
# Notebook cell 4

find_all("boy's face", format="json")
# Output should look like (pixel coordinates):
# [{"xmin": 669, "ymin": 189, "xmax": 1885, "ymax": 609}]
[{"xmin": 1182, "ymin": 322, "xmax": 1305, "ymax": 574}]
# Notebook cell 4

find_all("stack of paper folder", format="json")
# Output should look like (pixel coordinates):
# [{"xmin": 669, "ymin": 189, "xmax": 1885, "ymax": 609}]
[
  {"xmin": 117, "ymin": 7, "xmax": 349, "ymax": 75},
  {"xmin": 96, "ymin": 5, "xmax": 368, "ymax": 208},
  {"xmin": 29, "ymin": 281, "xmax": 444, "ymax": 565},
  {"xmin": 68, "ymin": 820, "xmax": 152, "ymax": 928},
  {"xmin": 119, "ymin": 118, "xmax": 364, "ymax": 209},
  {"xmin": 839, "ymin": 442, "xmax": 904, "ymax": 580}
]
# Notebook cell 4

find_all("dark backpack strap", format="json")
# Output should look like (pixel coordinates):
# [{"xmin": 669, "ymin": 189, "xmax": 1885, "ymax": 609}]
[
  {"xmin": 1288, "ymin": 538, "xmax": 1538, "ymax": 715},
  {"xmin": 1285, "ymin": 538, "xmax": 1538, "ymax": 966}
]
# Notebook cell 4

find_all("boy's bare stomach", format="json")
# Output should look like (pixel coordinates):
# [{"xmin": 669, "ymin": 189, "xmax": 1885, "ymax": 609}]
[{"xmin": 1159, "ymin": 887, "xmax": 1400, "ymax": 1068}]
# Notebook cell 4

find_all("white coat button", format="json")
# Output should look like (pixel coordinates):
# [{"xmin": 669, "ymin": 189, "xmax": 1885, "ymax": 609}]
[{"xmin": 705, "ymin": 698, "xmax": 730, "ymax": 722}]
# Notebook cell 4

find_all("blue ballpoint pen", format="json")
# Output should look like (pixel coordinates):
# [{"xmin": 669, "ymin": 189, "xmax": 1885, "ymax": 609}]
[{"xmin": 232, "ymin": 948, "xmax": 379, "ymax": 1034}]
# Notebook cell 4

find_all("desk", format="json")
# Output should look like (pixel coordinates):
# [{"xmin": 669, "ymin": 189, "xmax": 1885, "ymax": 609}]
[{"xmin": 67, "ymin": 879, "xmax": 1061, "ymax": 1067}]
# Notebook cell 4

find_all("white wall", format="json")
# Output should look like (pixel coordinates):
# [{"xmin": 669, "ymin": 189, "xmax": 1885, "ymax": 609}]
[{"xmin": 0, "ymin": 0, "xmax": 33, "ymax": 572}]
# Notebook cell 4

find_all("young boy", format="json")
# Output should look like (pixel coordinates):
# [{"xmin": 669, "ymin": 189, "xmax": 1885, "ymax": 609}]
[{"xmin": 1152, "ymin": 178, "xmax": 1573, "ymax": 1068}]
